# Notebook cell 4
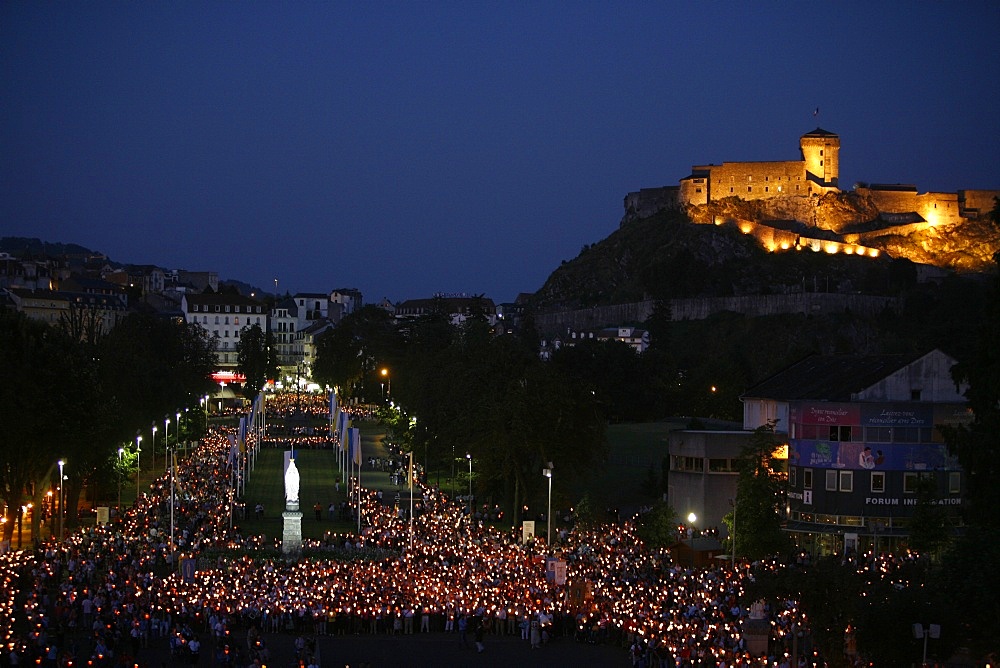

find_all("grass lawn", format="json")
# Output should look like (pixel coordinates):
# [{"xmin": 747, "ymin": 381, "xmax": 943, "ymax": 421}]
[
  {"xmin": 239, "ymin": 448, "xmax": 355, "ymax": 540},
  {"xmin": 224, "ymin": 417, "xmax": 710, "ymax": 540}
]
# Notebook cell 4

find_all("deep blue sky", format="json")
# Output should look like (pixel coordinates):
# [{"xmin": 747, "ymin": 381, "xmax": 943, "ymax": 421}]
[{"xmin": 3, "ymin": 2, "xmax": 999, "ymax": 304}]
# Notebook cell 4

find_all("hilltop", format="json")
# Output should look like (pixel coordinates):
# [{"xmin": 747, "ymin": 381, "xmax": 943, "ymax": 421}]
[{"xmin": 531, "ymin": 193, "xmax": 1000, "ymax": 311}]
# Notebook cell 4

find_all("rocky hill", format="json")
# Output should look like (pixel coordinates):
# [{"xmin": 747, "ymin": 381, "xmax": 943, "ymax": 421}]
[
  {"xmin": 531, "ymin": 194, "xmax": 999, "ymax": 311},
  {"xmin": 687, "ymin": 191, "xmax": 1000, "ymax": 271}
]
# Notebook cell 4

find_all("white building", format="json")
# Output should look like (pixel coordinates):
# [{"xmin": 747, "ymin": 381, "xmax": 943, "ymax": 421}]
[{"xmin": 181, "ymin": 293, "xmax": 268, "ymax": 369}]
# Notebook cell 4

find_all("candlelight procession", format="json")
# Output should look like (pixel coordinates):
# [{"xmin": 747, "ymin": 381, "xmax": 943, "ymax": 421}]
[{"xmin": 2, "ymin": 396, "xmax": 932, "ymax": 668}]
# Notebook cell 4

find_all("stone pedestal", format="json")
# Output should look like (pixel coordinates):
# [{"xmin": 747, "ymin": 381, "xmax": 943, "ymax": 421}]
[{"xmin": 282, "ymin": 510, "xmax": 303, "ymax": 555}]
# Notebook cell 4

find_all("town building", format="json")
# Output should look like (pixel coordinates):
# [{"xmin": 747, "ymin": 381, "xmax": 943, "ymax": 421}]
[
  {"xmin": 394, "ymin": 295, "xmax": 498, "ymax": 327},
  {"xmin": 3, "ymin": 287, "xmax": 128, "ymax": 340},
  {"xmin": 741, "ymin": 349, "xmax": 970, "ymax": 557},
  {"xmin": 181, "ymin": 292, "xmax": 268, "ymax": 370}
]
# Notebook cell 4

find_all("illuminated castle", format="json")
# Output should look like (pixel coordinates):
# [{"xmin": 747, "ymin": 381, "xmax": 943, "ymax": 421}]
[
  {"xmin": 623, "ymin": 129, "xmax": 999, "ymax": 268},
  {"xmin": 677, "ymin": 128, "xmax": 841, "ymax": 206}
]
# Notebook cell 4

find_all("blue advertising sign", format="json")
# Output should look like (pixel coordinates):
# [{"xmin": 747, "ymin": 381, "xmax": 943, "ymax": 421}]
[{"xmin": 792, "ymin": 439, "xmax": 960, "ymax": 471}]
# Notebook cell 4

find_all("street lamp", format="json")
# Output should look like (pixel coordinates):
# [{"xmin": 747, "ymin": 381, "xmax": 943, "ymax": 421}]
[
  {"xmin": 729, "ymin": 498, "xmax": 737, "ymax": 568},
  {"xmin": 151, "ymin": 424, "xmax": 157, "ymax": 471},
  {"xmin": 466, "ymin": 453, "xmax": 472, "ymax": 505},
  {"xmin": 57, "ymin": 459, "xmax": 65, "ymax": 541},
  {"xmin": 380, "ymin": 367, "xmax": 390, "ymax": 400},
  {"xmin": 175, "ymin": 411, "xmax": 182, "ymax": 460},
  {"xmin": 135, "ymin": 434, "xmax": 142, "ymax": 498},
  {"xmin": 543, "ymin": 464, "xmax": 554, "ymax": 546},
  {"xmin": 687, "ymin": 512, "xmax": 697, "ymax": 568},
  {"xmin": 117, "ymin": 448, "xmax": 124, "ymax": 510},
  {"xmin": 164, "ymin": 416, "xmax": 170, "ymax": 459}
]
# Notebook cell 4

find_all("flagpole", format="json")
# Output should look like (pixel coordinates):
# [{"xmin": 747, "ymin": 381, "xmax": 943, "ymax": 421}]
[
  {"xmin": 356, "ymin": 444, "xmax": 361, "ymax": 535},
  {"xmin": 409, "ymin": 451, "xmax": 414, "ymax": 552}
]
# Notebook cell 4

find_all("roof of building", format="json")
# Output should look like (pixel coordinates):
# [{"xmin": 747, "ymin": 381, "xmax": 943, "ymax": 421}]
[
  {"xmin": 802, "ymin": 127, "xmax": 838, "ymax": 138},
  {"xmin": 741, "ymin": 351, "xmax": 928, "ymax": 401},
  {"xmin": 183, "ymin": 292, "xmax": 264, "ymax": 305}
]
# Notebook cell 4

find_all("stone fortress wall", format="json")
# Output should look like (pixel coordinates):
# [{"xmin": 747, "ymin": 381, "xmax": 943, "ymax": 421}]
[
  {"xmin": 625, "ymin": 129, "xmax": 998, "ymax": 232},
  {"xmin": 534, "ymin": 293, "xmax": 900, "ymax": 339}
]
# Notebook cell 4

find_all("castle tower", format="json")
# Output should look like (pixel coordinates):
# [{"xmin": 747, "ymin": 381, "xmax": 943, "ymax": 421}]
[{"xmin": 800, "ymin": 128, "xmax": 839, "ymax": 191}]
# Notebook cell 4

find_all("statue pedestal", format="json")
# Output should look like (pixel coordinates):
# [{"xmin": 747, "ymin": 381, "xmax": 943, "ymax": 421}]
[{"xmin": 282, "ymin": 510, "xmax": 303, "ymax": 555}]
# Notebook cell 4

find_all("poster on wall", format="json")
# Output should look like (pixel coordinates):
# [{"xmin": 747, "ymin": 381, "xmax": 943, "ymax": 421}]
[{"xmin": 791, "ymin": 440, "xmax": 960, "ymax": 471}]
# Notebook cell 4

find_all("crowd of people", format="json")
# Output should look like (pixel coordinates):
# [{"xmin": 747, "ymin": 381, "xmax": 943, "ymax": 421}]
[{"xmin": 2, "ymin": 411, "xmax": 921, "ymax": 667}]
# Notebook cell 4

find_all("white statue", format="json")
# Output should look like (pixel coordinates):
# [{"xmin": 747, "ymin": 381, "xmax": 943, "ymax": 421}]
[{"xmin": 285, "ymin": 458, "xmax": 300, "ymax": 508}]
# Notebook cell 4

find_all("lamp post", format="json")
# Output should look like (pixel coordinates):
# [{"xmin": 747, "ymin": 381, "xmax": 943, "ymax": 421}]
[
  {"xmin": 687, "ymin": 512, "xmax": 697, "ymax": 569},
  {"xmin": 117, "ymin": 448, "xmax": 124, "ymax": 510},
  {"xmin": 57, "ymin": 459, "xmax": 65, "ymax": 541},
  {"xmin": 135, "ymin": 434, "xmax": 142, "ymax": 499},
  {"xmin": 543, "ymin": 464, "xmax": 554, "ymax": 546},
  {"xmin": 170, "ymin": 444, "xmax": 175, "ymax": 561},
  {"xmin": 175, "ymin": 411, "xmax": 181, "ymax": 457},
  {"xmin": 164, "ymin": 415, "xmax": 170, "ymax": 461},
  {"xmin": 151, "ymin": 424, "xmax": 157, "ymax": 471},
  {"xmin": 466, "ymin": 453, "xmax": 472, "ymax": 506},
  {"xmin": 729, "ymin": 498, "xmax": 737, "ymax": 568},
  {"xmin": 380, "ymin": 367, "xmax": 390, "ymax": 400}
]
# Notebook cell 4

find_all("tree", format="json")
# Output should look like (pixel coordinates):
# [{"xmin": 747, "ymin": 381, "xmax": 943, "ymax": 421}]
[
  {"xmin": 906, "ymin": 476, "xmax": 950, "ymax": 557},
  {"xmin": 237, "ymin": 324, "xmax": 277, "ymax": 399},
  {"xmin": 635, "ymin": 503, "xmax": 678, "ymax": 550},
  {"xmin": 0, "ymin": 310, "xmax": 73, "ymax": 544},
  {"xmin": 935, "ymin": 215, "xmax": 1000, "ymax": 658},
  {"xmin": 313, "ymin": 305, "xmax": 401, "ymax": 401},
  {"xmin": 731, "ymin": 420, "xmax": 790, "ymax": 560}
]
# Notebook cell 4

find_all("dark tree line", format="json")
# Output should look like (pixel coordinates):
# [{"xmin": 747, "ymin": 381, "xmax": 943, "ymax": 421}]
[
  {"xmin": 0, "ymin": 309, "xmax": 216, "ymax": 544},
  {"xmin": 312, "ymin": 302, "xmax": 608, "ymax": 524}
]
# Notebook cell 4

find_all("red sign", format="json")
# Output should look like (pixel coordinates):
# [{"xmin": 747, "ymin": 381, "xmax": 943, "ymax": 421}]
[{"xmin": 211, "ymin": 371, "xmax": 246, "ymax": 383}]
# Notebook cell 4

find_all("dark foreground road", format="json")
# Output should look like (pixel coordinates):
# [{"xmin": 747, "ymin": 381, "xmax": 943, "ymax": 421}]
[{"xmin": 133, "ymin": 629, "xmax": 627, "ymax": 668}]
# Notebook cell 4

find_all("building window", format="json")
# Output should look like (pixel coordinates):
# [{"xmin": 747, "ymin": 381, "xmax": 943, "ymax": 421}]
[
  {"xmin": 747, "ymin": 175, "xmax": 752, "ymax": 181},
  {"xmin": 225, "ymin": 317, "xmax": 229, "ymax": 325},
  {"xmin": 871, "ymin": 471, "xmax": 885, "ymax": 493},
  {"xmin": 903, "ymin": 472, "xmax": 921, "ymax": 493},
  {"xmin": 949, "ymin": 472, "xmax": 960, "ymax": 494},
  {"xmin": 695, "ymin": 188, "xmax": 702, "ymax": 193},
  {"xmin": 709, "ymin": 458, "xmax": 735, "ymax": 473},
  {"xmin": 730, "ymin": 187, "xmax": 734, "ymax": 193},
  {"xmin": 215, "ymin": 316, "xmax": 220, "ymax": 325},
  {"xmin": 765, "ymin": 187, "xmax": 769, "ymax": 192},
  {"xmin": 829, "ymin": 426, "xmax": 853, "ymax": 442},
  {"xmin": 202, "ymin": 316, "xmax": 207, "ymax": 324},
  {"xmin": 826, "ymin": 470, "xmax": 838, "ymax": 491},
  {"xmin": 777, "ymin": 185, "xmax": 782, "ymax": 192},
  {"xmin": 803, "ymin": 468, "xmax": 813, "ymax": 489},
  {"xmin": 215, "ymin": 305, "xmax": 220, "ymax": 312},
  {"xmin": 748, "ymin": 187, "xmax": 752, "ymax": 192},
  {"xmin": 820, "ymin": 160, "xmax": 823, "ymax": 167},
  {"xmin": 839, "ymin": 471, "xmax": 853, "ymax": 493},
  {"xmin": 819, "ymin": 150, "xmax": 823, "ymax": 156},
  {"xmin": 789, "ymin": 466, "xmax": 797, "ymax": 486}
]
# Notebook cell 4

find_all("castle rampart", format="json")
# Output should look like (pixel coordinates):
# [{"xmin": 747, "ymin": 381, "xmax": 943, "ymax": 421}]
[
  {"xmin": 856, "ymin": 186, "xmax": 963, "ymax": 227},
  {"xmin": 534, "ymin": 293, "xmax": 900, "ymax": 338}
]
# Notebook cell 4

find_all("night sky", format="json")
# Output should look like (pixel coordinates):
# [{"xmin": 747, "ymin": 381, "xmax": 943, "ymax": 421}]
[{"xmin": 3, "ymin": 2, "xmax": 999, "ymax": 304}]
